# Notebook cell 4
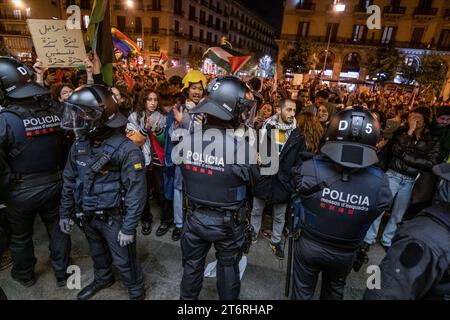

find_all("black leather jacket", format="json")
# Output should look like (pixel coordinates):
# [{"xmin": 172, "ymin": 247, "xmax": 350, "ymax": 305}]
[{"xmin": 388, "ymin": 127, "xmax": 441, "ymax": 178}]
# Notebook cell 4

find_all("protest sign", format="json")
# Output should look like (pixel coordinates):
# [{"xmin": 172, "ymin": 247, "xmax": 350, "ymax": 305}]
[{"xmin": 28, "ymin": 19, "xmax": 87, "ymax": 68}]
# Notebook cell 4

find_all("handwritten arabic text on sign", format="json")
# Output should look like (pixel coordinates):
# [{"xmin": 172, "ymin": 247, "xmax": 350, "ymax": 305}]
[{"xmin": 28, "ymin": 19, "xmax": 87, "ymax": 68}]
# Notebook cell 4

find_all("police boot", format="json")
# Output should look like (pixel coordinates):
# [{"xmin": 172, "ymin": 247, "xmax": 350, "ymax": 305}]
[{"xmin": 77, "ymin": 279, "xmax": 115, "ymax": 300}]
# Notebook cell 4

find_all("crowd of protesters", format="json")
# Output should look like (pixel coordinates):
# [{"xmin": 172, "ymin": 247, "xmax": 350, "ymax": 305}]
[{"xmin": 1, "ymin": 51, "xmax": 450, "ymax": 299}]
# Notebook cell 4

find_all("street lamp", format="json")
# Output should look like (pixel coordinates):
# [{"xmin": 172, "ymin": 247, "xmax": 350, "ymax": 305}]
[
  {"xmin": 126, "ymin": 0, "xmax": 133, "ymax": 8},
  {"xmin": 321, "ymin": 0, "xmax": 346, "ymax": 81},
  {"xmin": 12, "ymin": 0, "xmax": 24, "ymax": 8}
]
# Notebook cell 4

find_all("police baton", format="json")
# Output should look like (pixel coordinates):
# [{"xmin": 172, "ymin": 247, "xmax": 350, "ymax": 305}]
[
  {"xmin": 285, "ymin": 198, "xmax": 295, "ymax": 298},
  {"xmin": 127, "ymin": 235, "xmax": 137, "ymax": 284}
]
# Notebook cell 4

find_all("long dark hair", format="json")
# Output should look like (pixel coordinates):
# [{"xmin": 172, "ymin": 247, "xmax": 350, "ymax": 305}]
[{"xmin": 135, "ymin": 88, "xmax": 159, "ymax": 124}]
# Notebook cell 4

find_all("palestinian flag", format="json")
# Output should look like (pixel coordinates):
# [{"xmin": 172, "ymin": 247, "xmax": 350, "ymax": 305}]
[
  {"xmin": 88, "ymin": 0, "xmax": 114, "ymax": 86},
  {"xmin": 203, "ymin": 46, "xmax": 251, "ymax": 74},
  {"xmin": 159, "ymin": 51, "xmax": 169, "ymax": 66}
]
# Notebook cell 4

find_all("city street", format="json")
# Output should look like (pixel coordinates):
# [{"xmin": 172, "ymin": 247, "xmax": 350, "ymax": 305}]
[{"xmin": 0, "ymin": 204, "xmax": 386, "ymax": 300}]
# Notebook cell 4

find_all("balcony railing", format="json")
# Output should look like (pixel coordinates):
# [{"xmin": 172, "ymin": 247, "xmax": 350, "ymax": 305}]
[
  {"xmin": 189, "ymin": 15, "xmax": 198, "ymax": 22},
  {"xmin": 414, "ymin": 7, "xmax": 438, "ymax": 16},
  {"xmin": 295, "ymin": 2, "xmax": 316, "ymax": 11},
  {"xmin": 383, "ymin": 6, "xmax": 406, "ymax": 14},
  {"xmin": 146, "ymin": 5, "xmax": 161, "ymax": 11},
  {"xmin": 174, "ymin": 10, "xmax": 184, "ymax": 17},
  {"xmin": 354, "ymin": 5, "xmax": 368, "ymax": 13},
  {"xmin": 173, "ymin": 48, "xmax": 182, "ymax": 55},
  {"xmin": 279, "ymin": 34, "xmax": 439, "ymax": 50},
  {"xmin": 444, "ymin": 8, "xmax": 450, "ymax": 18},
  {"xmin": 0, "ymin": 29, "xmax": 29, "ymax": 36},
  {"xmin": 201, "ymin": 0, "xmax": 208, "ymax": 7},
  {"xmin": 0, "ymin": 14, "xmax": 26, "ymax": 21}
]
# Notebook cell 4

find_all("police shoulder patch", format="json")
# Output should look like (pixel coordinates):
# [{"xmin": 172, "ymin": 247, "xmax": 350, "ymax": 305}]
[
  {"xmin": 400, "ymin": 242, "xmax": 424, "ymax": 269},
  {"xmin": 133, "ymin": 163, "xmax": 143, "ymax": 171}
]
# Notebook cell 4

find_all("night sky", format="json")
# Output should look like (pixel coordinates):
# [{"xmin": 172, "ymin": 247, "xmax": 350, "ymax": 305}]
[{"xmin": 240, "ymin": 0, "xmax": 284, "ymax": 35}]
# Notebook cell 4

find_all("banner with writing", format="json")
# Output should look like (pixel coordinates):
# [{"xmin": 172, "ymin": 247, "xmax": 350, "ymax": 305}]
[{"xmin": 27, "ymin": 19, "xmax": 87, "ymax": 68}]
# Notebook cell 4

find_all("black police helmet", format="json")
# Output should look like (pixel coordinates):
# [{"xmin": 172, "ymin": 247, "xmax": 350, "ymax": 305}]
[
  {"xmin": 63, "ymin": 84, "xmax": 127, "ymax": 133},
  {"xmin": 190, "ymin": 76, "xmax": 255, "ymax": 123},
  {"xmin": 0, "ymin": 56, "xmax": 49, "ymax": 100},
  {"xmin": 321, "ymin": 105, "xmax": 381, "ymax": 168}
]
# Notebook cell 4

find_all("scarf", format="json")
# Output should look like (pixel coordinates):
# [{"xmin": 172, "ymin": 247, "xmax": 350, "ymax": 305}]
[{"xmin": 263, "ymin": 114, "xmax": 297, "ymax": 154}]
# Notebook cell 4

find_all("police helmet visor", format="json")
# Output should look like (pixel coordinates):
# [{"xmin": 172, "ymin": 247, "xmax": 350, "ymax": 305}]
[
  {"xmin": 321, "ymin": 142, "xmax": 378, "ymax": 168},
  {"xmin": 190, "ymin": 97, "xmax": 234, "ymax": 121},
  {"xmin": 7, "ymin": 82, "xmax": 50, "ymax": 99},
  {"xmin": 60, "ymin": 102, "xmax": 102, "ymax": 131}
]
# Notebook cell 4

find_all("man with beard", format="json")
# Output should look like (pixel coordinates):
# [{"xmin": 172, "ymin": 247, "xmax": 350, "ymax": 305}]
[{"xmin": 251, "ymin": 99, "xmax": 306, "ymax": 259}]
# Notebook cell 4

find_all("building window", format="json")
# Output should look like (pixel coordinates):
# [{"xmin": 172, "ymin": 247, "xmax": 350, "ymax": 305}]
[
  {"xmin": 438, "ymin": 29, "xmax": 450, "ymax": 50},
  {"xmin": 135, "ymin": 17, "xmax": 142, "ymax": 34},
  {"xmin": 297, "ymin": 22, "xmax": 310, "ymax": 38},
  {"xmin": 326, "ymin": 23, "xmax": 339, "ymax": 42},
  {"xmin": 214, "ymin": 34, "xmax": 218, "ymax": 44},
  {"xmin": 352, "ymin": 25, "xmax": 367, "ymax": 42},
  {"xmin": 26, "ymin": 8, "xmax": 31, "ymax": 18},
  {"xmin": 207, "ymin": 31, "xmax": 212, "ymax": 44},
  {"xmin": 216, "ymin": 18, "xmax": 221, "ymax": 30},
  {"xmin": 200, "ymin": 11, "xmax": 206, "ymax": 24},
  {"xmin": 381, "ymin": 26, "xmax": 395, "ymax": 44},
  {"xmin": 83, "ymin": 15, "xmax": 90, "ymax": 29},
  {"xmin": 410, "ymin": 27, "xmax": 425, "ymax": 46},
  {"xmin": 188, "ymin": 44, "xmax": 193, "ymax": 54},
  {"xmin": 137, "ymin": 38, "xmax": 143, "ymax": 49},
  {"xmin": 200, "ymin": 29, "xmax": 204, "ymax": 42},
  {"xmin": 13, "ymin": 10, "xmax": 22, "ymax": 20},
  {"xmin": 208, "ymin": 14, "xmax": 213, "ymax": 27},
  {"xmin": 152, "ymin": 17, "xmax": 159, "ymax": 34},
  {"xmin": 189, "ymin": 6, "xmax": 196, "ymax": 20},
  {"xmin": 189, "ymin": 26, "xmax": 194, "ymax": 39},
  {"xmin": 152, "ymin": 39, "xmax": 159, "ymax": 51},
  {"xmin": 152, "ymin": 0, "xmax": 161, "ymax": 10},
  {"xmin": 117, "ymin": 16, "xmax": 126, "ymax": 31},
  {"xmin": 175, "ymin": 20, "xmax": 180, "ymax": 33},
  {"xmin": 80, "ymin": 0, "xmax": 91, "ymax": 10}
]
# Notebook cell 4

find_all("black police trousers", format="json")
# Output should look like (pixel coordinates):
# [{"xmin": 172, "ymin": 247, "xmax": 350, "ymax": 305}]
[
  {"xmin": 292, "ymin": 235, "xmax": 356, "ymax": 300},
  {"xmin": 5, "ymin": 182, "xmax": 71, "ymax": 281},
  {"xmin": 83, "ymin": 215, "xmax": 144, "ymax": 299},
  {"xmin": 180, "ymin": 209, "xmax": 245, "ymax": 300},
  {"xmin": 0, "ymin": 206, "xmax": 10, "ymax": 257}
]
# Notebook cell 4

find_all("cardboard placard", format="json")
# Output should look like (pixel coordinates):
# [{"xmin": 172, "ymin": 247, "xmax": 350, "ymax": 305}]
[{"xmin": 27, "ymin": 19, "xmax": 87, "ymax": 68}]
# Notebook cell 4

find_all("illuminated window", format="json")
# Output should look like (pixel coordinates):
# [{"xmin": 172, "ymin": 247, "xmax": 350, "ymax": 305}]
[
  {"xmin": 13, "ymin": 10, "xmax": 22, "ymax": 20},
  {"xmin": 26, "ymin": 8, "xmax": 31, "ymax": 17},
  {"xmin": 83, "ymin": 15, "xmax": 90, "ymax": 29},
  {"xmin": 137, "ymin": 38, "xmax": 143, "ymax": 49}
]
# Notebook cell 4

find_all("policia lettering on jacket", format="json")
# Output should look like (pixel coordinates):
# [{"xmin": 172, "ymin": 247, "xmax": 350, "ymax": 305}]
[{"xmin": 291, "ymin": 106, "xmax": 392, "ymax": 300}]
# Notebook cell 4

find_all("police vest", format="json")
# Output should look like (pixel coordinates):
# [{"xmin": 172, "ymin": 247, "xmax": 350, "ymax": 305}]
[
  {"xmin": 73, "ymin": 135, "xmax": 128, "ymax": 212},
  {"xmin": 299, "ymin": 157, "xmax": 386, "ymax": 249},
  {"xmin": 180, "ymin": 130, "xmax": 247, "ymax": 210},
  {"xmin": 1, "ymin": 103, "xmax": 65, "ymax": 175}
]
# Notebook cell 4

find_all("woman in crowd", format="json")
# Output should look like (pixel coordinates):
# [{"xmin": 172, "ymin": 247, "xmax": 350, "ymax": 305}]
[
  {"xmin": 317, "ymin": 104, "xmax": 330, "ymax": 130},
  {"xmin": 165, "ymin": 70, "xmax": 207, "ymax": 241},
  {"xmin": 363, "ymin": 107, "xmax": 441, "ymax": 250},
  {"xmin": 296, "ymin": 112, "xmax": 325, "ymax": 154},
  {"xmin": 127, "ymin": 88, "xmax": 167, "ymax": 236}
]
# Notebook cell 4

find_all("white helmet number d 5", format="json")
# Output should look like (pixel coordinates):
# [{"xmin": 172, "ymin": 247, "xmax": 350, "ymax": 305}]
[
  {"xmin": 17, "ymin": 66, "xmax": 29, "ymax": 76},
  {"xmin": 212, "ymin": 82, "xmax": 221, "ymax": 91},
  {"xmin": 365, "ymin": 123, "xmax": 373, "ymax": 134},
  {"xmin": 338, "ymin": 120, "xmax": 348, "ymax": 131}
]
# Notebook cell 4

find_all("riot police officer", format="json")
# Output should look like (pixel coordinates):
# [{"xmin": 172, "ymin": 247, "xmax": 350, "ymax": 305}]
[
  {"xmin": 364, "ymin": 163, "xmax": 450, "ymax": 300},
  {"xmin": 174, "ymin": 76, "xmax": 257, "ymax": 300},
  {"xmin": 59, "ymin": 84, "xmax": 147, "ymax": 300},
  {"xmin": 291, "ymin": 106, "xmax": 392, "ymax": 300},
  {"xmin": 0, "ymin": 57, "xmax": 70, "ymax": 287}
]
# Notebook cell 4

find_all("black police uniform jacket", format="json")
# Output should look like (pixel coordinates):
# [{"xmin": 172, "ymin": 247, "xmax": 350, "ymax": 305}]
[
  {"xmin": 0, "ymin": 100, "xmax": 66, "ymax": 198},
  {"xmin": 364, "ymin": 201, "xmax": 450, "ymax": 300},
  {"xmin": 178, "ymin": 126, "xmax": 256, "ymax": 210},
  {"xmin": 293, "ymin": 156, "xmax": 393, "ymax": 249},
  {"xmin": 59, "ymin": 134, "xmax": 147, "ymax": 235}
]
